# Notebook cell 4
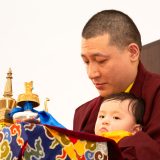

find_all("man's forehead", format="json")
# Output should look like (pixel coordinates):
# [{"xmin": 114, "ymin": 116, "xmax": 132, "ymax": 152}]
[{"xmin": 81, "ymin": 35, "xmax": 110, "ymax": 47}]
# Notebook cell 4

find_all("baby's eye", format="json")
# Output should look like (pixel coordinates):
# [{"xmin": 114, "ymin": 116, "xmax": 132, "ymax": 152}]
[
  {"xmin": 99, "ymin": 115, "xmax": 105, "ymax": 119},
  {"xmin": 113, "ymin": 116, "xmax": 120, "ymax": 120}
]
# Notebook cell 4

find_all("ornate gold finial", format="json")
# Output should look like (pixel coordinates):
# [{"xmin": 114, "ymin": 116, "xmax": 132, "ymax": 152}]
[
  {"xmin": 0, "ymin": 68, "xmax": 16, "ymax": 109},
  {"xmin": 3, "ymin": 68, "xmax": 13, "ymax": 98},
  {"xmin": 17, "ymin": 81, "xmax": 40, "ymax": 107},
  {"xmin": 44, "ymin": 98, "xmax": 50, "ymax": 112},
  {"xmin": 0, "ymin": 68, "xmax": 16, "ymax": 125},
  {"xmin": 25, "ymin": 81, "xmax": 33, "ymax": 94}
]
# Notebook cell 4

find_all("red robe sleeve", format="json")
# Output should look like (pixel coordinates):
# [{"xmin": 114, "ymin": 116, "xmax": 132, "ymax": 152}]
[{"xmin": 118, "ymin": 131, "xmax": 160, "ymax": 160}]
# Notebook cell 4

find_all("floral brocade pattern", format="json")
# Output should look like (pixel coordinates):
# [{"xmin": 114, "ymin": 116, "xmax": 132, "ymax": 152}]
[{"xmin": 0, "ymin": 123, "xmax": 108, "ymax": 160}]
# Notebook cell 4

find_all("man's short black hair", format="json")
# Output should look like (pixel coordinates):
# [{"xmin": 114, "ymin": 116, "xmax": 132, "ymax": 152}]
[{"xmin": 82, "ymin": 9, "xmax": 142, "ymax": 51}]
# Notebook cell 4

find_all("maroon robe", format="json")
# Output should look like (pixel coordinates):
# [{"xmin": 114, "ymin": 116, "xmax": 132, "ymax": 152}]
[{"xmin": 73, "ymin": 62, "xmax": 160, "ymax": 160}]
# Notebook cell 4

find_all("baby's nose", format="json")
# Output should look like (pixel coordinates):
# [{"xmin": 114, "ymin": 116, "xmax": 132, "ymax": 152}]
[{"xmin": 102, "ymin": 118, "xmax": 110, "ymax": 125}]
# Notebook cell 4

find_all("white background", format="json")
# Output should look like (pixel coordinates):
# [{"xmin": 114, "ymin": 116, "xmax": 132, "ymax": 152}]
[{"xmin": 0, "ymin": 0, "xmax": 160, "ymax": 129}]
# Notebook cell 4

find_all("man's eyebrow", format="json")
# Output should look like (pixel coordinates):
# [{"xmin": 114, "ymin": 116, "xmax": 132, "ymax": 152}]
[{"xmin": 81, "ymin": 52, "xmax": 107, "ymax": 57}]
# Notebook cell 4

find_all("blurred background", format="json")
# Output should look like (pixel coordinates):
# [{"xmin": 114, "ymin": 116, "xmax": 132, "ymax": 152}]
[{"xmin": 0, "ymin": 0, "xmax": 159, "ymax": 129}]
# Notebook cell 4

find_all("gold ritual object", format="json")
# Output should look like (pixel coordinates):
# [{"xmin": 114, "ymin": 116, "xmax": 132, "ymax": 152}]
[
  {"xmin": 17, "ymin": 81, "xmax": 40, "ymax": 108},
  {"xmin": 0, "ymin": 69, "xmax": 49, "ymax": 128},
  {"xmin": 0, "ymin": 68, "xmax": 16, "ymax": 126}
]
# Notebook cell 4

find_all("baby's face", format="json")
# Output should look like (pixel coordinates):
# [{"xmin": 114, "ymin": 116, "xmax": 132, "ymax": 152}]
[{"xmin": 95, "ymin": 99, "xmax": 138, "ymax": 135}]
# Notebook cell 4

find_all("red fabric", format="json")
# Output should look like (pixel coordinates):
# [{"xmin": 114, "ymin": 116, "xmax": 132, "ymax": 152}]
[
  {"xmin": 73, "ymin": 62, "xmax": 160, "ymax": 160},
  {"xmin": 46, "ymin": 125, "xmax": 123, "ymax": 160}
]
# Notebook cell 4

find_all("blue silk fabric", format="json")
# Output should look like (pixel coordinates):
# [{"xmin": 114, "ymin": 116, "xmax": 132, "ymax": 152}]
[{"xmin": 9, "ymin": 101, "xmax": 65, "ymax": 128}]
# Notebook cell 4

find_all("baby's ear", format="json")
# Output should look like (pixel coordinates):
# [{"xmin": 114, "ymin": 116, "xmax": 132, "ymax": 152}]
[{"xmin": 132, "ymin": 124, "xmax": 142, "ymax": 135}]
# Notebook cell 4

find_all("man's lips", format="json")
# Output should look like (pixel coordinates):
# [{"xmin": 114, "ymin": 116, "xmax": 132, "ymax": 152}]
[{"xmin": 94, "ymin": 83, "xmax": 106, "ymax": 89}]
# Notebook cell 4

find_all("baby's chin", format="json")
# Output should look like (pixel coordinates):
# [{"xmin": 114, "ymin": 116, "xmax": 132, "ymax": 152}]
[{"xmin": 96, "ymin": 128, "xmax": 109, "ymax": 135}]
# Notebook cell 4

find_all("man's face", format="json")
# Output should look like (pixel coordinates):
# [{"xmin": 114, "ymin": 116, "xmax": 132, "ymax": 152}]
[
  {"xmin": 94, "ymin": 100, "xmax": 137, "ymax": 135},
  {"xmin": 81, "ymin": 34, "xmax": 138, "ymax": 97}
]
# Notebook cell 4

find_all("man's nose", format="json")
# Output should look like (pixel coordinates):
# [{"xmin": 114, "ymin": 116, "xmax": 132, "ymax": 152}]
[{"xmin": 87, "ymin": 63, "xmax": 100, "ymax": 79}]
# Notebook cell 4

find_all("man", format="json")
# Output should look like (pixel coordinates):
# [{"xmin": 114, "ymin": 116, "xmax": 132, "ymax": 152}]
[{"xmin": 73, "ymin": 10, "xmax": 160, "ymax": 159}]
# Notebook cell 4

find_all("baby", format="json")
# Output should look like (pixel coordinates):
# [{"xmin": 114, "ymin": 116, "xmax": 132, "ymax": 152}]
[{"xmin": 95, "ymin": 92, "xmax": 145, "ymax": 142}]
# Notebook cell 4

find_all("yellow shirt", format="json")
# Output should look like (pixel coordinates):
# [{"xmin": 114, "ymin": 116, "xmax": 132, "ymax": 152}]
[
  {"xmin": 125, "ymin": 82, "xmax": 134, "ymax": 93},
  {"xmin": 100, "ymin": 130, "xmax": 132, "ymax": 143}
]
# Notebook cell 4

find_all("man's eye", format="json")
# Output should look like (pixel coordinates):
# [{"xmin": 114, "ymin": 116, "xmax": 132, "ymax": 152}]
[
  {"xmin": 83, "ymin": 60, "xmax": 89, "ymax": 64},
  {"xmin": 81, "ymin": 57, "xmax": 89, "ymax": 64},
  {"xmin": 84, "ymin": 61, "xmax": 89, "ymax": 64},
  {"xmin": 113, "ymin": 116, "xmax": 120, "ymax": 120},
  {"xmin": 97, "ymin": 60, "xmax": 106, "ymax": 64}
]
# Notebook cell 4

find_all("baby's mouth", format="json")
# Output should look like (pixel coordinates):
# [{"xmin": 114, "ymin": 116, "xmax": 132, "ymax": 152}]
[{"xmin": 100, "ymin": 127, "xmax": 108, "ymax": 132}]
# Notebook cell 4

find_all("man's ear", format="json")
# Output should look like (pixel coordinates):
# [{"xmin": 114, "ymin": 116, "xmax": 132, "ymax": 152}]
[
  {"xmin": 128, "ymin": 43, "xmax": 140, "ymax": 62},
  {"xmin": 132, "ymin": 124, "xmax": 142, "ymax": 135}
]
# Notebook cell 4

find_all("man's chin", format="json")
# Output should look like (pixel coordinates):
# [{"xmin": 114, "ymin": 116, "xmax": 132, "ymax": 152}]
[{"xmin": 98, "ymin": 90, "xmax": 113, "ymax": 97}]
